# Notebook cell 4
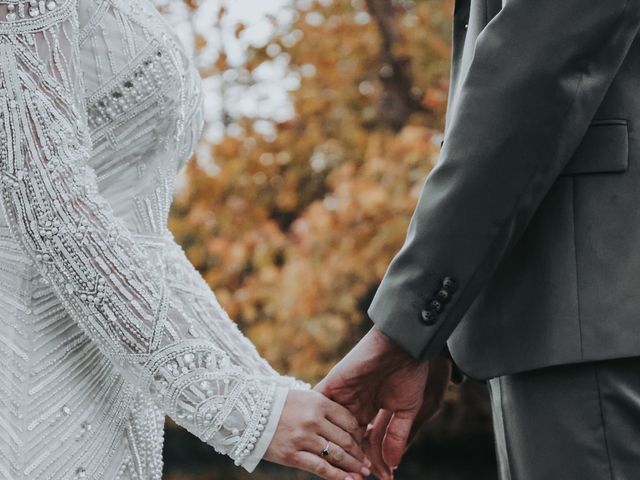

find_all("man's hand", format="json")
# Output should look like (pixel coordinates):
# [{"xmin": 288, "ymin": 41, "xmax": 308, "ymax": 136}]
[
  {"xmin": 315, "ymin": 327, "xmax": 429, "ymax": 477},
  {"xmin": 407, "ymin": 353, "xmax": 451, "ymax": 443},
  {"xmin": 362, "ymin": 354, "xmax": 452, "ymax": 478}
]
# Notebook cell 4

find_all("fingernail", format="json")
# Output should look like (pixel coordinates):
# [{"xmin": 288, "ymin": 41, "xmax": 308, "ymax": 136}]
[
  {"xmin": 361, "ymin": 466, "xmax": 371, "ymax": 476},
  {"xmin": 346, "ymin": 477, "xmax": 354, "ymax": 480},
  {"xmin": 364, "ymin": 457, "xmax": 372, "ymax": 468}
]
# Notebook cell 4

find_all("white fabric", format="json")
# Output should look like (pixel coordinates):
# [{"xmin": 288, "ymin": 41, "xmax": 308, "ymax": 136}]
[{"xmin": 0, "ymin": 1, "xmax": 307, "ymax": 478}]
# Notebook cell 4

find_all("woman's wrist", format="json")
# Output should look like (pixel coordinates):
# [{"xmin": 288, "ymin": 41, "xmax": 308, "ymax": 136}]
[
  {"xmin": 241, "ymin": 375, "xmax": 311, "ymax": 471},
  {"xmin": 240, "ymin": 385, "xmax": 291, "ymax": 472}
]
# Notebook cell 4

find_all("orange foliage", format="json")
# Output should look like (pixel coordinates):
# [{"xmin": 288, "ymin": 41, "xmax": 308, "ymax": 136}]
[{"xmin": 170, "ymin": 0, "xmax": 453, "ymax": 382}]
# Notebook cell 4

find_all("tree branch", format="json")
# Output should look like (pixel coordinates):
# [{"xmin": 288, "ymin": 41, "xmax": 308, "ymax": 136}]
[{"xmin": 365, "ymin": 0, "xmax": 431, "ymax": 131}]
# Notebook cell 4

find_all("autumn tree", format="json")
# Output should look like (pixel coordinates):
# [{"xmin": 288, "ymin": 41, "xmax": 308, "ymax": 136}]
[{"xmin": 163, "ymin": 0, "xmax": 495, "ymax": 478}]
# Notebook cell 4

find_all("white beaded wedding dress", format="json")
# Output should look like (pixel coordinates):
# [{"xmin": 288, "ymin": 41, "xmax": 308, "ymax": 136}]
[{"xmin": 0, "ymin": 1, "xmax": 306, "ymax": 478}]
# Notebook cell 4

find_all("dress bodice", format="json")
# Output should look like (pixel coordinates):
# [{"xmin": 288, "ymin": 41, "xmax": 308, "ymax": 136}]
[
  {"xmin": 0, "ymin": 2, "xmax": 302, "ymax": 479},
  {"xmin": 0, "ymin": 0, "xmax": 204, "ymax": 232},
  {"xmin": 77, "ymin": 0, "xmax": 204, "ymax": 233}
]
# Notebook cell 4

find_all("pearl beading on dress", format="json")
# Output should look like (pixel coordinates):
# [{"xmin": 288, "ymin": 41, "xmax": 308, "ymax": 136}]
[
  {"xmin": 0, "ymin": 0, "xmax": 71, "ymax": 34},
  {"xmin": 3, "ymin": 1, "xmax": 58, "ymax": 22},
  {"xmin": 0, "ymin": 1, "xmax": 307, "ymax": 478},
  {"xmin": 145, "ymin": 343, "xmax": 277, "ymax": 466},
  {"xmin": 87, "ymin": 48, "xmax": 174, "ymax": 131}
]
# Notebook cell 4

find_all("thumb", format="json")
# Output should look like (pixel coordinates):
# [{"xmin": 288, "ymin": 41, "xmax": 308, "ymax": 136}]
[
  {"xmin": 382, "ymin": 409, "xmax": 419, "ymax": 469},
  {"xmin": 313, "ymin": 379, "xmax": 329, "ymax": 396}
]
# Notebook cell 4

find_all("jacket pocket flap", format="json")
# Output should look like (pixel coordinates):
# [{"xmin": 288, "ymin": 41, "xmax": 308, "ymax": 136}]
[{"xmin": 562, "ymin": 120, "xmax": 629, "ymax": 175}]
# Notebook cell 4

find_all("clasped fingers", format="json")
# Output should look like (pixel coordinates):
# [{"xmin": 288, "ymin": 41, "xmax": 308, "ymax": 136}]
[{"xmin": 265, "ymin": 390, "xmax": 371, "ymax": 480}]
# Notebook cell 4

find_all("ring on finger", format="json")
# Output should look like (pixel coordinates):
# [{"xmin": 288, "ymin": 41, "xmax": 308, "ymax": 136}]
[{"xmin": 321, "ymin": 442, "xmax": 331, "ymax": 458}]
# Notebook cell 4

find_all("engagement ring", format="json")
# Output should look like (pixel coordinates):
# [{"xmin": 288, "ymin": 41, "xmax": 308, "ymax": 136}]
[{"xmin": 321, "ymin": 443, "xmax": 331, "ymax": 457}]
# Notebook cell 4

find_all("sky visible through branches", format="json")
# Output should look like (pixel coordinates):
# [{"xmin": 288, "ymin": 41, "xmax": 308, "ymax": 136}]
[{"xmin": 155, "ymin": 0, "xmax": 295, "ymax": 146}]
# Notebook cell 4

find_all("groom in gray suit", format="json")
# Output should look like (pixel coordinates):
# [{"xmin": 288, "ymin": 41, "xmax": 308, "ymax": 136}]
[{"xmin": 318, "ymin": 0, "xmax": 640, "ymax": 478}]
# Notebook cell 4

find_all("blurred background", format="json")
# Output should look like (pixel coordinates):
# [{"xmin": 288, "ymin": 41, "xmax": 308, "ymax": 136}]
[{"xmin": 154, "ymin": 0, "xmax": 498, "ymax": 478}]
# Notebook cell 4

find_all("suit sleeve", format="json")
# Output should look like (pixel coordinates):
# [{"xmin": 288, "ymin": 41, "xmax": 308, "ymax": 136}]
[{"xmin": 368, "ymin": 0, "xmax": 640, "ymax": 360}]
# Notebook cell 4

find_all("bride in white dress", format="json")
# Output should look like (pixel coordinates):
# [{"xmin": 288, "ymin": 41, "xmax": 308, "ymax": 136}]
[{"xmin": 0, "ymin": 1, "xmax": 371, "ymax": 479}]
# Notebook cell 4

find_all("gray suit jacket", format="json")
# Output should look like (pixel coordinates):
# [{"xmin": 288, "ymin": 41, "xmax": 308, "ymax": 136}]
[{"xmin": 368, "ymin": 0, "xmax": 640, "ymax": 380}]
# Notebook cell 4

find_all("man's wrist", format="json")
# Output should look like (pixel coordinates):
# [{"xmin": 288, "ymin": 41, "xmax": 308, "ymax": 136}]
[
  {"xmin": 369, "ymin": 326, "xmax": 426, "ymax": 365},
  {"xmin": 371, "ymin": 323, "xmax": 464, "ymax": 383},
  {"xmin": 370, "ymin": 326, "xmax": 408, "ymax": 354}
]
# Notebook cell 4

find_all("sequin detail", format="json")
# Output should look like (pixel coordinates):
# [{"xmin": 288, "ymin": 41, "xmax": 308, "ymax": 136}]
[{"xmin": 0, "ymin": 1, "xmax": 306, "ymax": 478}]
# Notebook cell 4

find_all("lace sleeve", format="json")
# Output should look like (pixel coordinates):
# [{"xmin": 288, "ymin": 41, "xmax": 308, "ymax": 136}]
[{"xmin": 0, "ymin": 0, "xmax": 304, "ymax": 470}]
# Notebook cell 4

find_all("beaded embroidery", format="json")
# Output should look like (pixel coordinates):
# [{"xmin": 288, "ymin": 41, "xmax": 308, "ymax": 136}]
[
  {"xmin": 4, "ymin": 1, "xmax": 59, "ymax": 21},
  {"xmin": 86, "ymin": 46, "xmax": 174, "ymax": 131},
  {"xmin": 0, "ymin": 1, "xmax": 306, "ymax": 478}
]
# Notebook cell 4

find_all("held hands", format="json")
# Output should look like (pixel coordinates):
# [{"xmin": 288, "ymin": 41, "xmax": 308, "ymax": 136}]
[
  {"xmin": 263, "ymin": 327, "xmax": 450, "ymax": 479},
  {"xmin": 362, "ymin": 353, "xmax": 452, "ymax": 479},
  {"xmin": 264, "ymin": 390, "xmax": 372, "ymax": 480},
  {"xmin": 316, "ymin": 327, "xmax": 451, "ymax": 479}
]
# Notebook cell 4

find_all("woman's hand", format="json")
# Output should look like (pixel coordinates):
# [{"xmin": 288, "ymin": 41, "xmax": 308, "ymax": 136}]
[{"xmin": 264, "ymin": 390, "xmax": 372, "ymax": 480}]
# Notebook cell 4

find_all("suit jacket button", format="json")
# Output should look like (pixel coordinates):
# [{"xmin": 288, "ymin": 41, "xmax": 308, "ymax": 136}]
[
  {"xmin": 421, "ymin": 309, "xmax": 438, "ymax": 325},
  {"xmin": 430, "ymin": 300, "xmax": 443, "ymax": 313},
  {"xmin": 436, "ymin": 289, "xmax": 450, "ymax": 303},
  {"xmin": 442, "ymin": 277, "xmax": 457, "ymax": 292}
]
